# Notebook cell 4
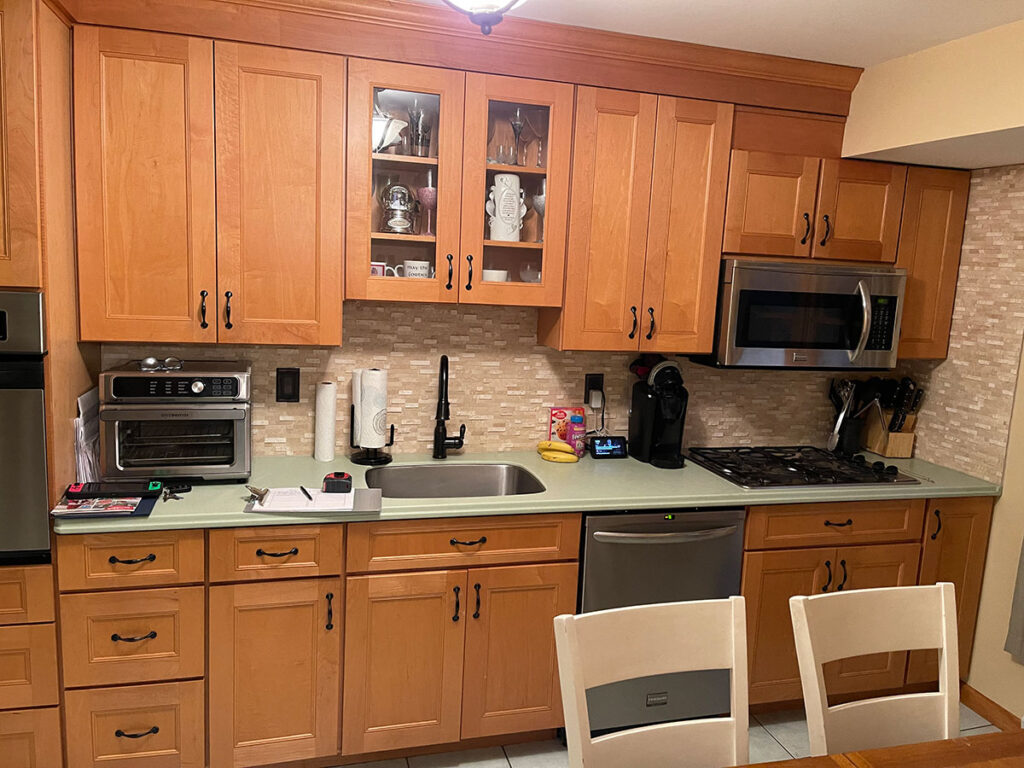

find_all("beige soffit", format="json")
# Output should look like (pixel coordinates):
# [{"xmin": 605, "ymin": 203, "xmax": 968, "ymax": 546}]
[{"xmin": 843, "ymin": 18, "xmax": 1024, "ymax": 169}]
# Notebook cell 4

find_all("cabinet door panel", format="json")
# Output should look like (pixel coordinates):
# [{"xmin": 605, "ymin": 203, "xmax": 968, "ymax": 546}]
[
  {"xmin": 215, "ymin": 42, "xmax": 343, "ymax": 345},
  {"xmin": 823, "ymin": 542, "xmax": 921, "ymax": 696},
  {"xmin": 896, "ymin": 167, "xmax": 970, "ymax": 359},
  {"xmin": 461, "ymin": 563, "xmax": 577, "ymax": 738},
  {"xmin": 0, "ymin": 565, "xmax": 54, "ymax": 625},
  {"xmin": 742, "ymin": 547, "xmax": 834, "ymax": 704},
  {"xmin": 74, "ymin": 27, "xmax": 216, "ymax": 342},
  {"xmin": 723, "ymin": 150, "xmax": 819, "ymax": 257},
  {"xmin": 0, "ymin": 707, "xmax": 63, "ymax": 768},
  {"xmin": 209, "ymin": 577, "xmax": 341, "ymax": 767},
  {"xmin": 343, "ymin": 570, "xmax": 466, "ymax": 755},
  {"xmin": 908, "ymin": 497, "xmax": 993, "ymax": 683},
  {"xmin": 813, "ymin": 159, "xmax": 906, "ymax": 263},
  {"xmin": 559, "ymin": 87, "xmax": 656, "ymax": 350},
  {"xmin": 641, "ymin": 97, "xmax": 732, "ymax": 353},
  {"xmin": 0, "ymin": 624, "xmax": 58, "ymax": 710}
]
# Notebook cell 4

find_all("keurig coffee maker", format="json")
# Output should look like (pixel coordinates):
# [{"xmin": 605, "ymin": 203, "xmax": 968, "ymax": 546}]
[{"xmin": 628, "ymin": 358, "xmax": 688, "ymax": 468}]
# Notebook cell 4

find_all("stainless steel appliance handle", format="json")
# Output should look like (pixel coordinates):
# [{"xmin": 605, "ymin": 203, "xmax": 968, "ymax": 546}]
[
  {"xmin": 592, "ymin": 526, "xmax": 738, "ymax": 544},
  {"xmin": 849, "ymin": 279, "xmax": 872, "ymax": 362}
]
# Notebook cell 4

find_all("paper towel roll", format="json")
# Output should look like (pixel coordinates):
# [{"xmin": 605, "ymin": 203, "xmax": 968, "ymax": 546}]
[
  {"xmin": 351, "ymin": 369, "xmax": 363, "ymax": 445},
  {"xmin": 358, "ymin": 368, "xmax": 388, "ymax": 449},
  {"xmin": 314, "ymin": 381, "xmax": 337, "ymax": 462}
]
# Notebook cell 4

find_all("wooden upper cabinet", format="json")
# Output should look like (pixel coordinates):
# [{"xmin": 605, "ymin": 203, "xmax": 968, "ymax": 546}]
[
  {"xmin": 896, "ymin": 166, "xmax": 970, "ymax": 359},
  {"xmin": 640, "ymin": 97, "xmax": 733, "ymax": 353},
  {"xmin": 723, "ymin": 150, "xmax": 820, "ymax": 258},
  {"xmin": 209, "ymin": 577, "xmax": 341, "ymax": 767},
  {"xmin": 0, "ymin": 0, "xmax": 41, "ymax": 288},
  {"xmin": 459, "ymin": 74, "xmax": 573, "ymax": 307},
  {"xmin": 215, "ymin": 42, "xmax": 344, "ymax": 345},
  {"xmin": 343, "ymin": 570, "xmax": 467, "ymax": 755},
  {"xmin": 908, "ymin": 497, "xmax": 993, "ymax": 684},
  {"xmin": 346, "ymin": 59, "xmax": 464, "ymax": 304},
  {"xmin": 554, "ymin": 87, "xmax": 657, "ymax": 350},
  {"xmin": 812, "ymin": 158, "xmax": 907, "ymax": 263},
  {"xmin": 75, "ymin": 27, "xmax": 216, "ymax": 343}
]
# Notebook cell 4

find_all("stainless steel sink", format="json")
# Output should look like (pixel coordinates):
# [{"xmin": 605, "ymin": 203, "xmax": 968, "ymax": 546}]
[{"xmin": 364, "ymin": 463, "xmax": 546, "ymax": 498}]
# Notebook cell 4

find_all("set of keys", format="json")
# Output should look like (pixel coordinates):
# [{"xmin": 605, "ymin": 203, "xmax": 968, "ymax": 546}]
[{"xmin": 161, "ymin": 483, "xmax": 192, "ymax": 502}]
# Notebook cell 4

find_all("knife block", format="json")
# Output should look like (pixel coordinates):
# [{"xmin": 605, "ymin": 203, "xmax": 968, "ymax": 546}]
[{"xmin": 863, "ymin": 408, "xmax": 916, "ymax": 458}]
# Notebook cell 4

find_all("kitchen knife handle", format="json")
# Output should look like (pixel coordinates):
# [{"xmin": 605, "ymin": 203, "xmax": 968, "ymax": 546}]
[
  {"xmin": 465, "ymin": 254, "xmax": 474, "ymax": 290},
  {"xmin": 930, "ymin": 508, "xmax": 942, "ymax": 540},
  {"xmin": 823, "ymin": 518, "xmax": 853, "ymax": 528},
  {"xmin": 199, "ymin": 290, "xmax": 209, "ymax": 329},
  {"xmin": 325, "ymin": 592, "xmax": 335, "ymax": 630},
  {"xmin": 628, "ymin": 306, "xmax": 638, "ymax": 340},
  {"xmin": 452, "ymin": 585, "xmax": 461, "ymax": 622},
  {"xmin": 108, "ymin": 553, "xmax": 156, "ymax": 565},
  {"xmin": 445, "ymin": 253, "xmax": 454, "ymax": 290},
  {"xmin": 224, "ymin": 291, "xmax": 234, "ymax": 329},
  {"xmin": 837, "ymin": 559, "xmax": 849, "ymax": 590},
  {"xmin": 819, "ymin": 214, "xmax": 832, "ymax": 246},
  {"xmin": 800, "ymin": 212, "xmax": 811, "ymax": 245},
  {"xmin": 256, "ymin": 547, "xmax": 299, "ymax": 558},
  {"xmin": 822, "ymin": 560, "xmax": 833, "ymax": 592},
  {"xmin": 473, "ymin": 583, "xmax": 481, "ymax": 619},
  {"xmin": 646, "ymin": 307, "xmax": 656, "ymax": 340}
]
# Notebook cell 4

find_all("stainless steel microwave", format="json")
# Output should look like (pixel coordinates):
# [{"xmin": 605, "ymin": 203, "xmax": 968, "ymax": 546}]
[{"xmin": 707, "ymin": 259, "xmax": 907, "ymax": 369}]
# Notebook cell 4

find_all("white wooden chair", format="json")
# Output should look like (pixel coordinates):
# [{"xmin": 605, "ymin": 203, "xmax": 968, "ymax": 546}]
[
  {"xmin": 553, "ymin": 596, "xmax": 748, "ymax": 768},
  {"xmin": 789, "ymin": 582, "xmax": 959, "ymax": 756}
]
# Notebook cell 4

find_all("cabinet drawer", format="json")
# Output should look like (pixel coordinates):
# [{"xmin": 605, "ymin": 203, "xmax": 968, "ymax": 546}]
[
  {"xmin": 65, "ymin": 680, "xmax": 205, "ymax": 768},
  {"xmin": 56, "ymin": 530, "xmax": 205, "ymax": 592},
  {"xmin": 0, "ymin": 565, "xmax": 54, "ymax": 625},
  {"xmin": 347, "ymin": 514, "xmax": 581, "ymax": 573},
  {"xmin": 0, "ymin": 707, "xmax": 63, "ymax": 768},
  {"xmin": 0, "ymin": 624, "xmax": 59, "ymax": 710},
  {"xmin": 209, "ymin": 524, "xmax": 343, "ymax": 583},
  {"xmin": 745, "ymin": 499, "xmax": 925, "ymax": 550},
  {"xmin": 60, "ymin": 587, "xmax": 205, "ymax": 688}
]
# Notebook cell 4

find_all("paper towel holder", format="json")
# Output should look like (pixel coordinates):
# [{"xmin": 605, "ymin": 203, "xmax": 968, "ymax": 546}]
[{"xmin": 349, "ymin": 404, "xmax": 396, "ymax": 466}]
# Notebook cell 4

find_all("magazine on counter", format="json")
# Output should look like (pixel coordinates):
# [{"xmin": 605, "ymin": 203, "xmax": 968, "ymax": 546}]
[{"xmin": 51, "ymin": 497, "xmax": 143, "ymax": 517}]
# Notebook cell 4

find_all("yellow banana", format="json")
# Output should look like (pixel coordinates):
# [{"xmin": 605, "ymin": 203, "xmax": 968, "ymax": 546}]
[
  {"xmin": 537, "ymin": 440, "xmax": 575, "ymax": 454},
  {"xmin": 540, "ymin": 450, "xmax": 579, "ymax": 463}
]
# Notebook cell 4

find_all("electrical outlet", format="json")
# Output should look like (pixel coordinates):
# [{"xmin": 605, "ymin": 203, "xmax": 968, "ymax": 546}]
[{"xmin": 584, "ymin": 373, "xmax": 604, "ymax": 408}]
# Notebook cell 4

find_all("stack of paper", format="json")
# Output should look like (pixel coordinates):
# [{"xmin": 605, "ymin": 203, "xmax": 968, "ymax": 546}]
[{"xmin": 251, "ymin": 488, "xmax": 356, "ymax": 513}]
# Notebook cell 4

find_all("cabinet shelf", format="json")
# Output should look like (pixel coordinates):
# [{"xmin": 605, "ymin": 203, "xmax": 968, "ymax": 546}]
[
  {"xmin": 483, "ymin": 240, "xmax": 543, "ymax": 250},
  {"xmin": 372, "ymin": 153, "xmax": 439, "ymax": 167},
  {"xmin": 371, "ymin": 232, "xmax": 436, "ymax": 243},
  {"xmin": 486, "ymin": 163, "xmax": 546, "ymax": 176}
]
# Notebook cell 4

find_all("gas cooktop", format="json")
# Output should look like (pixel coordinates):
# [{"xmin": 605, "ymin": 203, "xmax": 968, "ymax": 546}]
[{"xmin": 687, "ymin": 446, "xmax": 920, "ymax": 489}]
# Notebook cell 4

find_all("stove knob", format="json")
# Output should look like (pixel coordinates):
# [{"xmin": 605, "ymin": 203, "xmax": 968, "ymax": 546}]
[
  {"xmin": 872, "ymin": 461, "xmax": 886, "ymax": 472},
  {"xmin": 191, "ymin": 380, "xmax": 205, "ymax": 394},
  {"xmin": 884, "ymin": 464, "xmax": 899, "ymax": 475}
]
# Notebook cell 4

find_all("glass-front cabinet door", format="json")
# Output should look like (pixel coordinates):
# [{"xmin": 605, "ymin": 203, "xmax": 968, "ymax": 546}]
[
  {"xmin": 459, "ymin": 74, "xmax": 573, "ymax": 306},
  {"xmin": 347, "ymin": 60, "xmax": 465, "ymax": 303}
]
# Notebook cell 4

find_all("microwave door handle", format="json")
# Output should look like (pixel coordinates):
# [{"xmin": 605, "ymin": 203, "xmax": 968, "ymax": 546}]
[
  {"xmin": 849, "ymin": 279, "xmax": 872, "ymax": 362},
  {"xmin": 592, "ymin": 526, "xmax": 738, "ymax": 544}
]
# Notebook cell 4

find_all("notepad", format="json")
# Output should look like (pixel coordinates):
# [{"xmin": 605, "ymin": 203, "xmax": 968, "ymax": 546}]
[{"xmin": 251, "ymin": 487, "xmax": 355, "ymax": 513}]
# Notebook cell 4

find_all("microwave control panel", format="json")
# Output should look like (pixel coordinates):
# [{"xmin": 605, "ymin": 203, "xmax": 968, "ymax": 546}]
[
  {"xmin": 865, "ymin": 295, "xmax": 898, "ymax": 351},
  {"xmin": 112, "ymin": 376, "xmax": 241, "ymax": 399}
]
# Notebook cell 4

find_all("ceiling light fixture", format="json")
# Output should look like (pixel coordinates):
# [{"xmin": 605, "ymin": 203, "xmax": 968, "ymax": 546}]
[{"xmin": 440, "ymin": 0, "xmax": 524, "ymax": 35}]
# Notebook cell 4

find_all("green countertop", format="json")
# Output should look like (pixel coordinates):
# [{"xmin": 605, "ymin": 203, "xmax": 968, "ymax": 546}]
[{"xmin": 51, "ymin": 450, "xmax": 1002, "ymax": 535}]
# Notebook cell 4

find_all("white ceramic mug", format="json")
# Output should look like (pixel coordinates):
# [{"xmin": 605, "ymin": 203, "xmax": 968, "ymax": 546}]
[
  {"xmin": 403, "ymin": 260, "xmax": 433, "ymax": 279},
  {"xmin": 482, "ymin": 269, "xmax": 509, "ymax": 283},
  {"xmin": 384, "ymin": 264, "xmax": 403, "ymax": 277}
]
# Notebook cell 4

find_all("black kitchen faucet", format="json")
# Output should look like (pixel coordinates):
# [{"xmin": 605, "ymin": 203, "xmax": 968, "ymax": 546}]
[{"xmin": 433, "ymin": 354, "xmax": 466, "ymax": 459}]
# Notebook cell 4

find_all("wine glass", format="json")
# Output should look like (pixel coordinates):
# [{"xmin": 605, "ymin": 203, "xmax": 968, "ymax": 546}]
[{"xmin": 416, "ymin": 171, "xmax": 438, "ymax": 236}]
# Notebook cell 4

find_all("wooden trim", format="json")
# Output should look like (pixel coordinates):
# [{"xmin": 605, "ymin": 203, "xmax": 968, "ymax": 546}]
[
  {"xmin": 63, "ymin": 0, "xmax": 861, "ymax": 115},
  {"xmin": 961, "ymin": 683, "xmax": 1022, "ymax": 733},
  {"xmin": 732, "ymin": 106, "xmax": 846, "ymax": 158}
]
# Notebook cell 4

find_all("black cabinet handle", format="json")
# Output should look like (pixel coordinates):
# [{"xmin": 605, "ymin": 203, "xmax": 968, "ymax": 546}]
[
  {"xmin": 199, "ymin": 290, "xmax": 209, "ymax": 329},
  {"xmin": 452, "ymin": 585, "xmax": 461, "ymax": 622},
  {"xmin": 822, "ymin": 560, "xmax": 832, "ymax": 592},
  {"xmin": 628, "ymin": 306, "xmax": 638, "ymax": 340},
  {"xmin": 824, "ymin": 518, "xmax": 853, "ymax": 528},
  {"xmin": 450, "ymin": 536, "xmax": 487, "ymax": 547},
  {"xmin": 800, "ymin": 212, "xmax": 811, "ymax": 245},
  {"xmin": 108, "ymin": 553, "xmax": 155, "ymax": 565},
  {"xmin": 325, "ymin": 592, "xmax": 335, "ymax": 631},
  {"xmin": 931, "ymin": 509, "xmax": 942, "ymax": 540},
  {"xmin": 111, "ymin": 630, "xmax": 157, "ymax": 643},
  {"xmin": 465, "ymin": 254, "xmax": 474, "ymax": 290},
  {"xmin": 256, "ymin": 547, "xmax": 298, "ymax": 558},
  {"xmin": 224, "ymin": 290, "xmax": 234, "ymax": 329},
  {"xmin": 837, "ymin": 559, "xmax": 848, "ymax": 591},
  {"xmin": 473, "ymin": 583, "xmax": 481, "ymax": 619},
  {"xmin": 819, "ymin": 214, "xmax": 832, "ymax": 246},
  {"xmin": 646, "ymin": 307, "xmax": 655, "ymax": 340},
  {"xmin": 115, "ymin": 726, "xmax": 159, "ymax": 739},
  {"xmin": 445, "ymin": 253, "xmax": 454, "ymax": 290}
]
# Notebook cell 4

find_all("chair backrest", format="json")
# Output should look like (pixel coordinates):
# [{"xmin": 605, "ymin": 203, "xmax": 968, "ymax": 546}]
[
  {"xmin": 789, "ymin": 582, "xmax": 959, "ymax": 756},
  {"xmin": 553, "ymin": 596, "xmax": 748, "ymax": 768}
]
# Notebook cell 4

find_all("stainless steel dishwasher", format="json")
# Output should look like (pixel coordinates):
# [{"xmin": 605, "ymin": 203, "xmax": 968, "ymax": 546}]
[{"xmin": 580, "ymin": 508, "xmax": 745, "ymax": 732}]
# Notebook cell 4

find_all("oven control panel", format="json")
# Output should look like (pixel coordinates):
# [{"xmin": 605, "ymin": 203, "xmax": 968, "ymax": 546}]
[
  {"xmin": 865, "ymin": 295, "xmax": 898, "ymax": 351},
  {"xmin": 112, "ymin": 376, "xmax": 241, "ymax": 399}
]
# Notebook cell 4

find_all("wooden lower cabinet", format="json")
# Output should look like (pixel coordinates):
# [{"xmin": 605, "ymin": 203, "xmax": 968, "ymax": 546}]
[
  {"xmin": 209, "ymin": 577, "xmax": 341, "ymax": 767},
  {"xmin": 461, "ymin": 563, "xmax": 577, "ymax": 738},
  {"xmin": 908, "ymin": 497, "xmax": 993, "ymax": 683},
  {"xmin": 0, "ymin": 707, "xmax": 63, "ymax": 768},
  {"xmin": 65, "ymin": 680, "xmax": 205, "ymax": 768},
  {"xmin": 0, "ymin": 623, "xmax": 59, "ymax": 710}
]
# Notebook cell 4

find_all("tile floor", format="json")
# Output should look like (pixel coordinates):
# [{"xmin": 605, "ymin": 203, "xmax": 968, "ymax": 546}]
[{"xmin": 339, "ymin": 702, "xmax": 998, "ymax": 767}]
